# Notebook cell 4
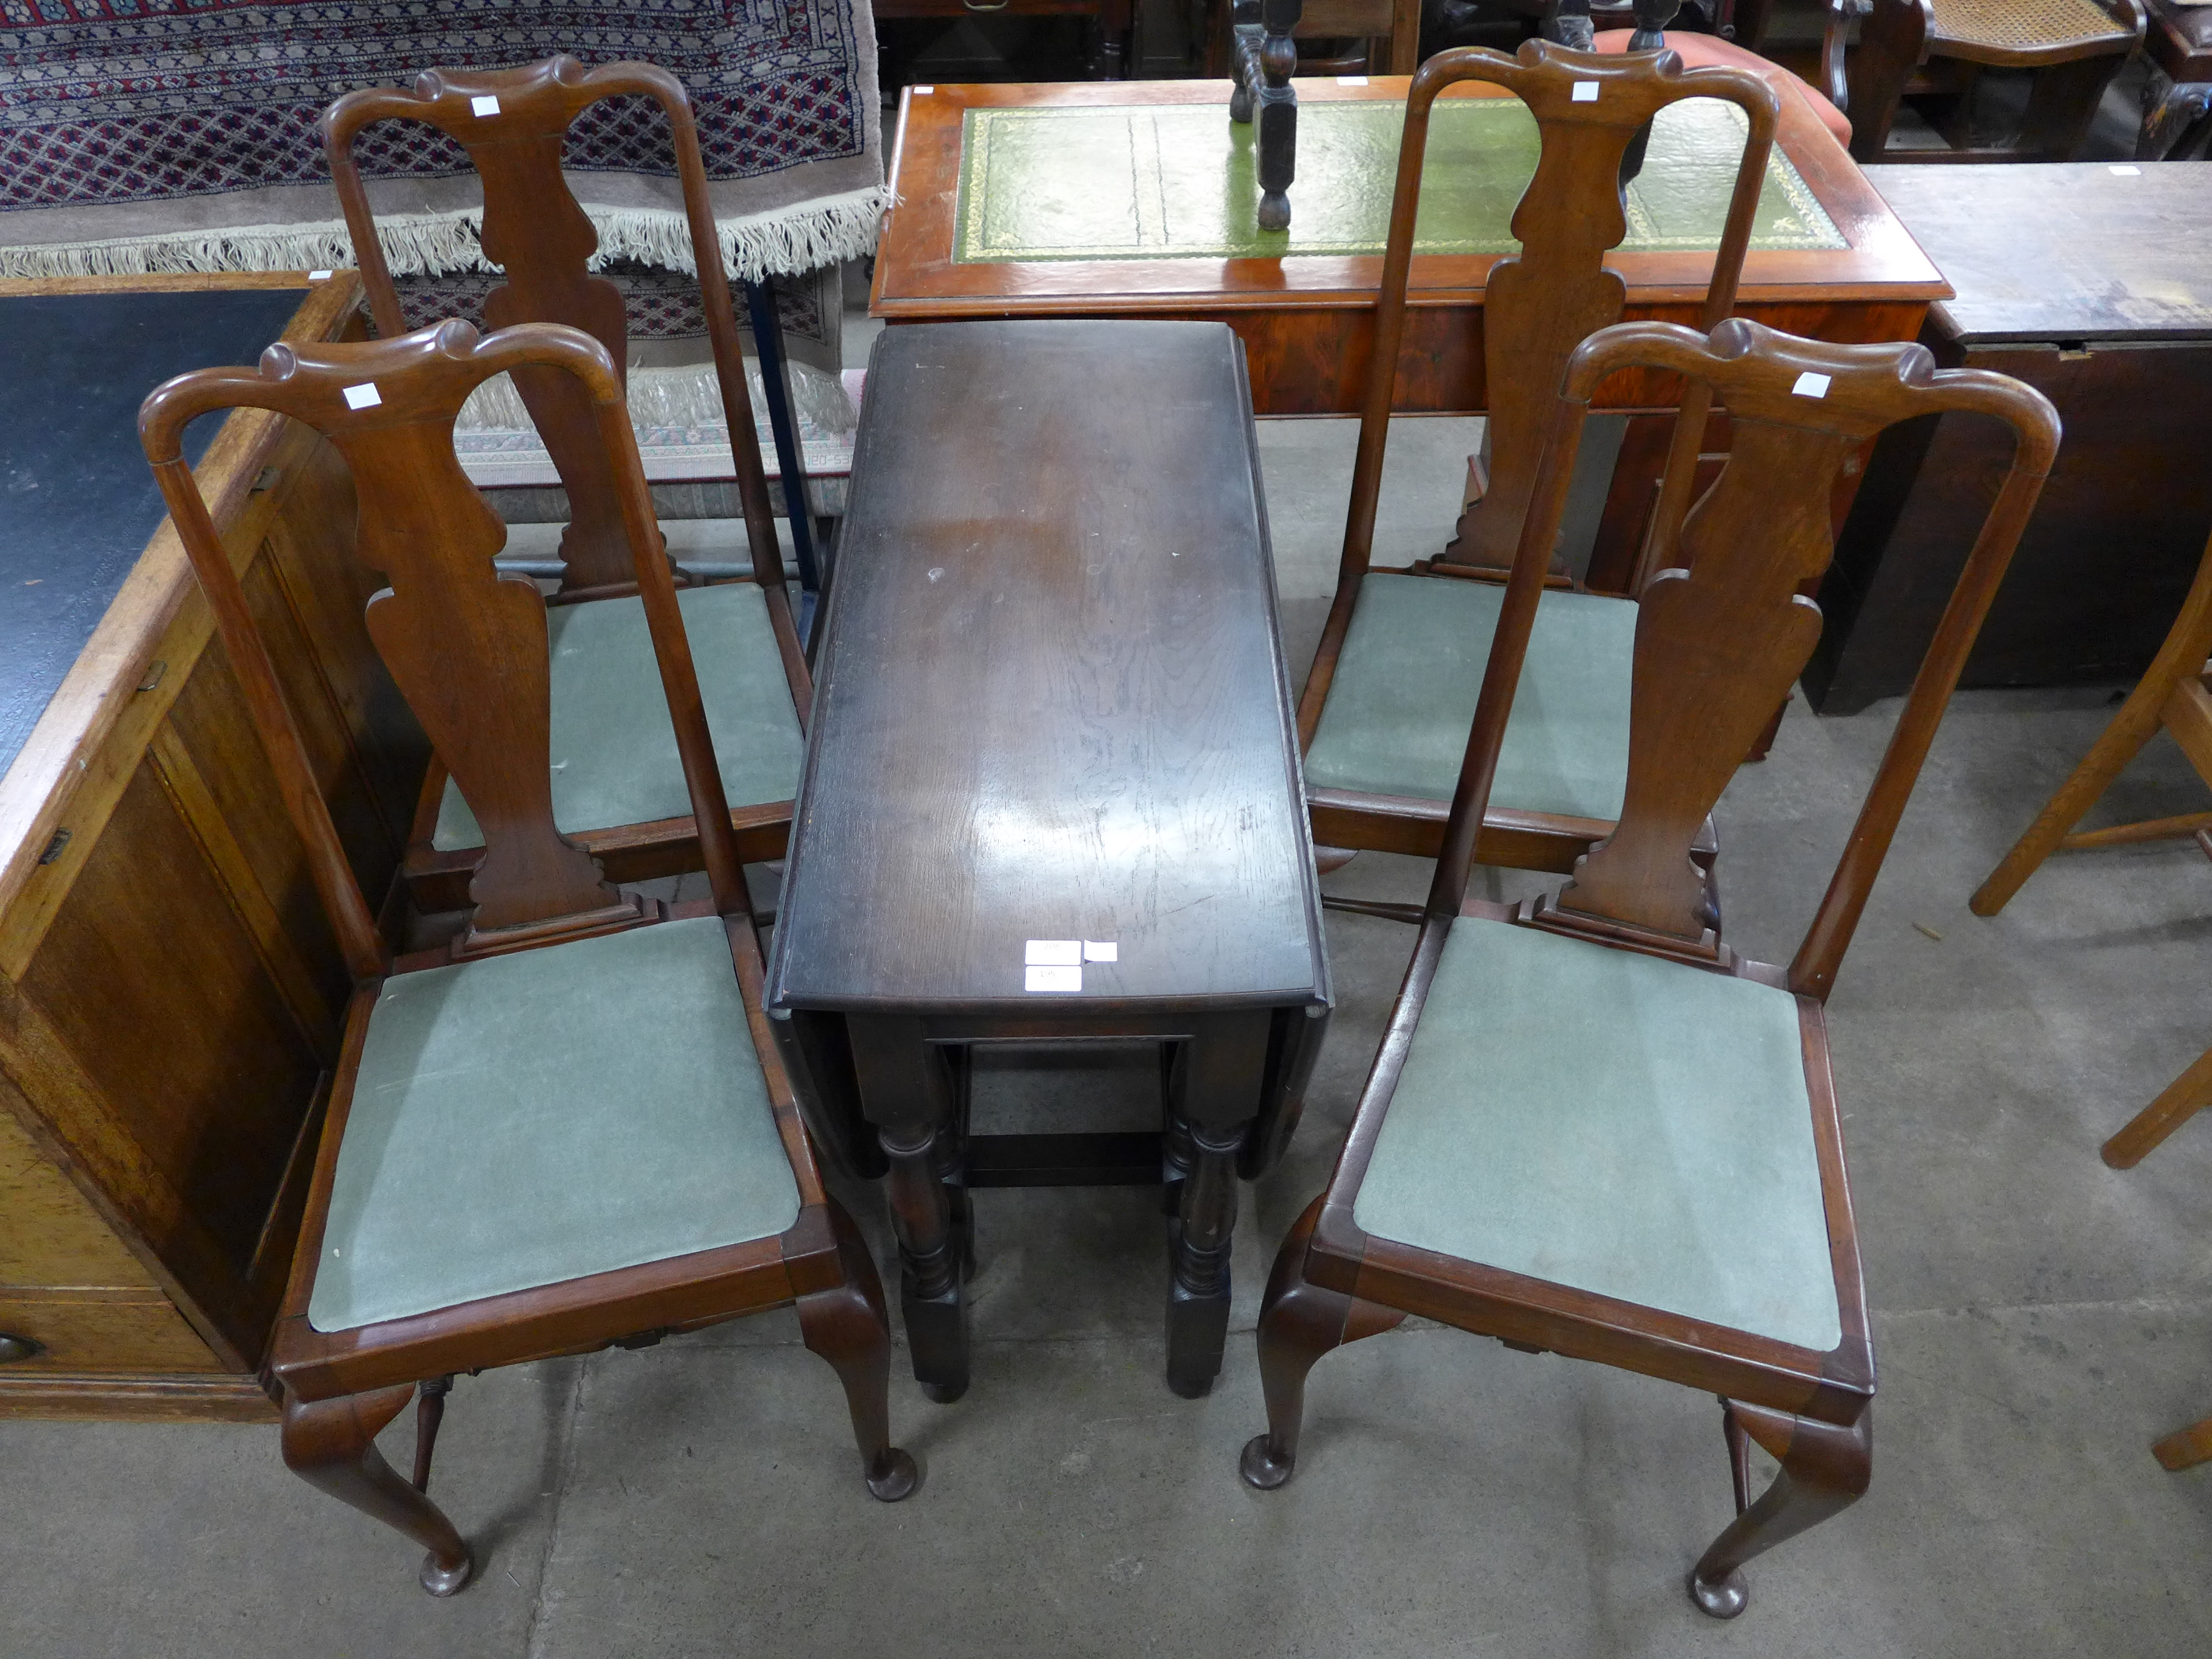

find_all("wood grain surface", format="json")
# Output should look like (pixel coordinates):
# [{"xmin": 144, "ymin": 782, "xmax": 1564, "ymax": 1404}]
[{"xmin": 768, "ymin": 320, "xmax": 1327, "ymax": 1011}]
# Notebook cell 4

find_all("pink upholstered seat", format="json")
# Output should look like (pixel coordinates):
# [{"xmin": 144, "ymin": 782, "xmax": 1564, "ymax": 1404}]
[{"xmin": 1593, "ymin": 30, "xmax": 1855, "ymax": 147}]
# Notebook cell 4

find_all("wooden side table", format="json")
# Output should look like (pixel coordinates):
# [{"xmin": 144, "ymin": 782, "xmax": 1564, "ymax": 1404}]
[
  {"xmin": 1806, "ymin": 164, "xmax": 2212, "ymax": 712},
  {"xmin": 765, "ymin": 318, "xmax": 1330, "ymax": 1402}
]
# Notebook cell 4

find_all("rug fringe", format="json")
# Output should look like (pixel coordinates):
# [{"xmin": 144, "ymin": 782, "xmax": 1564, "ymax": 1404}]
[
  {"xmin": 0, "ymin": 190, "xmax": 885, "ymax": 283},
  {"xmin": 457, "ymin": 361, "xmax": 858, "ymax": 435}
]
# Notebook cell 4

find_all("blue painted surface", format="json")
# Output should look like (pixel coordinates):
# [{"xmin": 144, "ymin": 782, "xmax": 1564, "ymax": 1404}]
[{"xmin": 0, "ymin": 287, "xmax": 309, "ymax": 782}]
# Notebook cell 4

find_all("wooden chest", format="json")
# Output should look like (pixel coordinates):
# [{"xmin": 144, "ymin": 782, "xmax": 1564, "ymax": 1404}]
[{"xmin": 0, "ymin": 273, "xmax": 427, "ymax": 1419}]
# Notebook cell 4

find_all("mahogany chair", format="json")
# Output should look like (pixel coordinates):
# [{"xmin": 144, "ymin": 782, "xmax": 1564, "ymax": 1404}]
[
  {"xmin": 1812, "ymin": 0, "xmax": 2145, "ymax": 162},
  {"xmin": 1298, "ymin": 42, "xmax": 1775, "ymax": 894},
  {"xmin": 1242, "ymin": 317, "xmax": 2056, "ymax": 1615},
  {"xmin": 139, "ymin": 318, "xmax": 913, "ymax": 1597},
  {"xmin": 324, "ymin": 57, "xmax": 810, "ymax": 914},
  {"xmin": 1971, "ymin": 528, "xmax": 2212, "ymax": 1172}
]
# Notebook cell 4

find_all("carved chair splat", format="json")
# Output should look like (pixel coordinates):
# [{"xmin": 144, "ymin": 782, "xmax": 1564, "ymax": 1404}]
[
  {"xmin": 324, "ymin": 57, "xmax": 811, "ymax": 912},
  {"xmin": 1298, "ymin": 42, "xmax": 1775, "ymax": 893},
  {"xmin": 139, "ymin": 319, "xmax": 913, "ymax": 1597},
  {"xmin": 1247, "ymin": 316, "xmax": 2058, "ymax": 1617}
]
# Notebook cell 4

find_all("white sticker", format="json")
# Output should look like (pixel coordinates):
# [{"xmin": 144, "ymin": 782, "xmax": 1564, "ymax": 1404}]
[
  {"xmin": 913, "ymin": 85, "xmax": 934, "ymax": 96},
  {"xmin": 1025, "ymin": 964, "xmax": 1083, "ymax": 993},
  {"xmin": 1336, "ymin": 75, "xmax": 1368, "ymax": 85},
  {"xmin": 1083, "ymin": 940, "xmax": 1117, "ymax": 962},
  {"xmin": 342, "ymin": 382, "xmax": 383, "ymax": 410},
  {"xmin": 1571, "ymin": 81, "xmax": 1600, "ymax": 102},
  {"xmin": 1791, "ymin": 371, "xmax": 1831, "ymax": 400},
  {"xmin": 2110, "ymin": 164, "xmax": 2142, "ymax": 176},
  {"xmin": 307, "ymin": 269, "xmax": 333, "ymax": 281},
  {"xmin": 471, "ymin": 95, "xmax": 501, "ymax": 117},
  {"xmin": 1025, "ymin": 939, "xmax": 1082, "ymax": 966}
]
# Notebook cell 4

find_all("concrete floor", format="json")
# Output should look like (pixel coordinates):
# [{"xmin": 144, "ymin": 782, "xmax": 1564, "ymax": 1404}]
[{"xmin": 10, "ymin": 418, "xmax": 2212, "ymax": 1657}]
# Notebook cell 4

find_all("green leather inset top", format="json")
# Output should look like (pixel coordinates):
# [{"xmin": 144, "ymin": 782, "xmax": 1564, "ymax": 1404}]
[{"xmin": 955, "ymin": 98, "xmax": 1842, "ymax": 263}]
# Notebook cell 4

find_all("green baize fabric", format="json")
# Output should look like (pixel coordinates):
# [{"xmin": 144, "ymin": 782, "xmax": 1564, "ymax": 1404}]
[
  {"xmin": 1304, "ymin": 574, "xmax": 1637, "ymax": 819},
  {"xmin": 307, "ymin": 916, "xmax": 802, "ymax": 1333},
  {"xmin": 434, "ymin": 580, "xmax": 805, "ymax": 851},
  {"xmin": 1353, "ymin": 916, "xmax": 1843, "ymax": 1353},
  {"xmin": 955, "ymin": 96, "xmax": 1844, "ymax": 263}
]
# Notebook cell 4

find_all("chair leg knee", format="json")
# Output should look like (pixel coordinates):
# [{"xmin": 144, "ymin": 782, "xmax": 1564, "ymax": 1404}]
[
  {"xmin": 797, "ymin": 1199, "xmax": 920, "ymax": 1503},
  {"xmin": 1239, "ymin": 1196, "xmax": 1405, "ymax": 1490},
  {"xmin": 1687, "ymin": 1400, "xmax": 1871, "ymax": 1618},
  {"xmin": 281, "ymin": 1382, "xmax": 474, "ymax": 1596}
]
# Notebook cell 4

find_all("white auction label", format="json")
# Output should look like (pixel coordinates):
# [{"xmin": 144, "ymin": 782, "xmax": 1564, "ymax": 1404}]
[
  {"xmin": 471, "ymin": 95, "xmax": 501, "ymax": 117},
  {"xmin": 1336, "ymin": 76, "xmax": 1368, "ymax": 85},
  {"xmin": 342, "ymin": 382, "xmax": 383, "ymax": 410},
  {"xmin": 1083, "ymin": 940, "xmax": 1118, "ymax": 962},
  {"xmin": 1571, "ymin": 81, "xmax": 1599, "ymax": 102},
  {"xmin": 913, "ymin": 85, "xmax": 934, "ymax": 95},
  {"xmin": 1025, "ymin": 939, "xmax": 1081, "ymax": 966},
  {"xmin": 308, "ymin": 269, "xmax": 333, "ymax": 281},
  {"xmin": 1025, "ymin": 964, "xmax": 1082, "ymax": 993},
  {"xmin": 1791, "ymin": 371, "xmax": 1831, "ymax": 400},
  {"xmin": 2110, "ymin": 164, "xmax": 2142, "ymax": 176}
]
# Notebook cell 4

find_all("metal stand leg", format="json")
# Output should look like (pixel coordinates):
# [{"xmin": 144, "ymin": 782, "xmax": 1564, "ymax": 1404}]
[{"xmin": 742, "ymin": 275, "xmax": 825, "ymax": 636}]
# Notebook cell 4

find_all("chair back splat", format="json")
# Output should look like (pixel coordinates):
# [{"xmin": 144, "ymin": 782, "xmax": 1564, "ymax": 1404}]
[
  {"xmin": 323, "ymin": 55, "xmax": 792, "ymax": 615},
  {"xmin": 1431, "ymin": 317, "xmax": 2060, "ymax": 996},
  {"xmin": 1305, "ymin": 39, "xmax": 1777, "ymax": 746},
  {"xmin": 139, "ymin": 320, "xmax": 751, "ymax": 957}
]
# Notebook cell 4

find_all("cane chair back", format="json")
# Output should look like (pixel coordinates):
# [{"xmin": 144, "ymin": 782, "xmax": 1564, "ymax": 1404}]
[
  {"xmin": 326, "ymin": 58, "xmax": 811, "ymax": 913},
  {"xmin": 1298, "ymin": 40, "xmax": 1777, "ymax": 883},
  {"xmin": 139, "ymin": 320, "xmax": 911, "ymax": 1595},
  {"xmin": 1245, "ymin": 317, "xmax": 2057, "ymax": 1617}
]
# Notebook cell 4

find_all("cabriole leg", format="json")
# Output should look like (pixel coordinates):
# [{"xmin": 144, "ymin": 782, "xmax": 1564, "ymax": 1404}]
[
  {"xmin": 281, "ymin": 1382, "xmax": 474, "ymax": 1597},
  {"xmin": 1687, "ymin": 1401, "xmax": 1871, "ymax": 1618},
  {"xmin": 1239, "ymin": 1196, "xmax": 1406, "ymax": 1487},
  {"xmin": 797, "ymin": 1198, "xmax": 921, "ymax": 1501}
]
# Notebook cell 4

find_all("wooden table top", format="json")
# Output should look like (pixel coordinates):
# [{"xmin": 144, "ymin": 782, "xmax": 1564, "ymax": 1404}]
[
  {"xmin": 0, "ymin": 271, "xmax": 358, "ymax": 914},
  {"xmin": 765, "ymin": 319, "xmax": 1330, "ymax": 1015},
  {"xmin": 872, "ymin": 77, "xmax": 1949, "ymax": 321},
  {"xmin": 1867, "ymin": 163, "xmax": 2212, "ymax": 344}
]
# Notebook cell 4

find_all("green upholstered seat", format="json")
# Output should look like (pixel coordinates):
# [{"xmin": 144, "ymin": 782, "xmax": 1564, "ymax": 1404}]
[
  {"xmin": 1352, "ymin": 916, "xmax": 1842, "ymax": 1353},
  {"xmin": 307, "ymin": 916, "xmax": 802, "ymax": 1333},
  {"xmin": 1303, "ymin": 573, "xmax": 1637, "ymax": 820},
  {"xmin": 432, "ymin": 581, "xmax": 804, "ymax": 852}
]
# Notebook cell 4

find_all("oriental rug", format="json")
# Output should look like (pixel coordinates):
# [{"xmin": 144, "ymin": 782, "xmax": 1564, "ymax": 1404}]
[{"xmin": 0, "ymin": 0, "xmax": 885, "ymax": 282}]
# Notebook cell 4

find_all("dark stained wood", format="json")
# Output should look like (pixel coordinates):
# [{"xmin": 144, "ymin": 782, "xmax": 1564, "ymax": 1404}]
[
  {"xmin": 0, "ymin": 273, "xmax": 420, "ymax": 1418},
  {"xmin": 1240, "ymin": 315, "xmax": 2057, "ymax": 1615},
  {"xmin": 874, "ymin": 0, "xmax": 1138, "ymax": 76},
  {"xmin": 1806, "ymin": 164, "xmax": 2212, "ymax": 713},
  {"xmin": 765, "ymin": 320, "xmax": 1329, "ymax": 1399},
  {"xmin": 870, "ymin": 76, "xmax": 1949, "ymax": 417},
  {"xmin": 138, "ymin": 318, "xmax": 914, "ymax": 1588}
]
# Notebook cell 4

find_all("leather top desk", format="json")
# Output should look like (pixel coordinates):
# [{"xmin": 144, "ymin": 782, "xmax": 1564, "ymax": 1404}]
[
  {"xmin": 766, "ymin": 318, "xmax": 1330, "ymax": 1403},
  {"xmin": 871, "ymin": 77, "xmax": 1949, "ymax": 416}
]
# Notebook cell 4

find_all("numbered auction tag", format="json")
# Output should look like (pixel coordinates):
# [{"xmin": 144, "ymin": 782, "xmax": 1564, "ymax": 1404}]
[
  {"xmin": 1083, "ymin": 940, "xmax": 1118, "ymax": 962},
  {"xmin": 1025, "ymin": 964, "xmax": 1082, "ymax": 993},
  {"xmin": 1791, "ymin": 371, "xmax": 1831, "ymax": 400},
  {"xmin": 1025, "ymin": 939, "xmax": 1081, "ymax": 965},
  {"xmin": 471, "ymin": 95, "xmax": 501, "ymax": 117},
  {"xmin": 1571, "ymin": 81, "xmax": 1599, "ymax": 102},
  {"xmin": 308, "ymin": 269, "xmax": 333, "ymax": 281},
  {"xmin": 342, "ymin": 383, "xmax": 383, "ymax": 411}
]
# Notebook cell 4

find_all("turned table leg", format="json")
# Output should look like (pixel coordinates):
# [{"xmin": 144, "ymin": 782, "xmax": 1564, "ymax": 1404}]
[
  {"xmin": 1164, "ymin": 1013, "xmax": 1273, "ymax": 1396},
  {"xmin": 1254, "ymin": 0, "xmax": 1302, "ymax": 232},
  {"xmin": 850, "ymin": 1016, "xmax": 971, "ymax": 1403}
]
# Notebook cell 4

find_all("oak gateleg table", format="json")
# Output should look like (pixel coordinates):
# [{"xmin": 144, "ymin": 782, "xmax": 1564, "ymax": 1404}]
[{"xmin": 764, "ymin": 318, "xmax": 1331, "ymax": 1401}]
